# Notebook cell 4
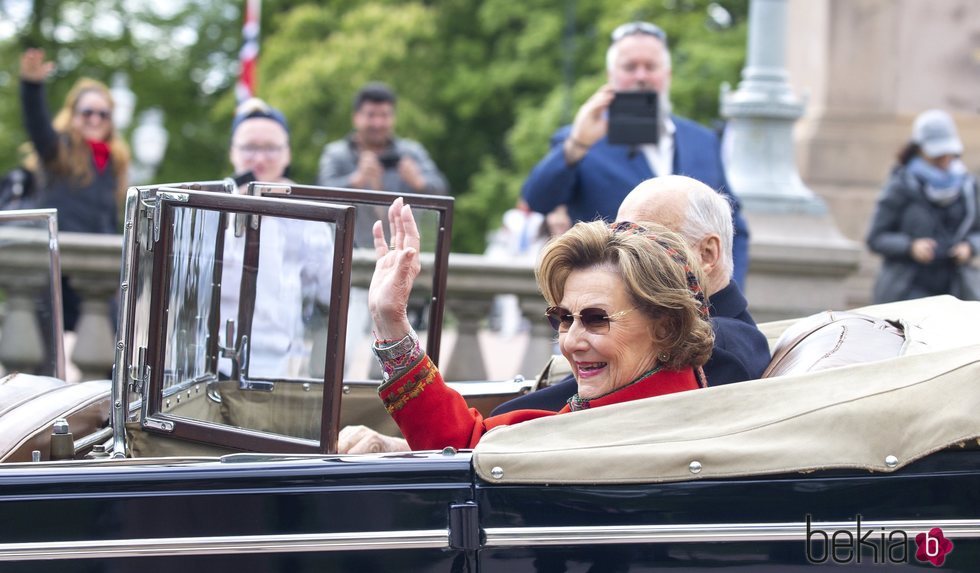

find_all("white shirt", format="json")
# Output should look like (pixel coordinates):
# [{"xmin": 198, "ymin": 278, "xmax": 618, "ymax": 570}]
[
  {"xmin": 639, "ymin": 117, "xmax": 676, "ymax": 177},
  {"xmin": 220, "ymin": 216, "xmax": 335, "ymax": 377}
]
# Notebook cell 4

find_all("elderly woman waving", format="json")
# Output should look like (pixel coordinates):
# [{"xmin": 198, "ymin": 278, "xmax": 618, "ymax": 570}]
[{"xmin": 370, "ymin": 198, "xmax": 714, "ymax": 451}]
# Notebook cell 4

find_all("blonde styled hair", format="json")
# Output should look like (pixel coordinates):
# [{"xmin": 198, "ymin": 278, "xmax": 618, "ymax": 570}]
[
  {"xmin": 536, "ymin": 220, "xmax": 713, "ymax": 370},
  {"xmin": 23, "ymin": 77, "xmax": 131, "ymax": 201}
]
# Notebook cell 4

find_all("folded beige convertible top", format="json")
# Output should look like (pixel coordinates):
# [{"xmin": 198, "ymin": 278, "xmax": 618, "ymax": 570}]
[{"xmin": 473, "ymin": 296, "xmax": 980, "ymax": 484}]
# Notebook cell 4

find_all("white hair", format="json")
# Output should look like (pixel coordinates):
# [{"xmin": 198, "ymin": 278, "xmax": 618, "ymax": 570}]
[
  {"xmin": 680, "ymin": 186, "xmax": 735, "ymax": 281},
  {"xmin": 605, "ymin": 35, "xmax": 672, "ymax": 74}
]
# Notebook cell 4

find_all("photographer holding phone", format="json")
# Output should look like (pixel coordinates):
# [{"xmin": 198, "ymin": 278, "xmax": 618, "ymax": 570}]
[
  {"xmin": 318, "ymin": 82, "xmax": 447, "ymax": 198},
  {"xmin": 522, "ymin": 21, "xmax": 750, "ymax": 287},
  {"xmin": 319, "ymin": 82, "xmax": 447, "ymax": 366}
]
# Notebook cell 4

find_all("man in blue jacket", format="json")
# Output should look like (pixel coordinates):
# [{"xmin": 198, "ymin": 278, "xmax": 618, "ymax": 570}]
[
  {"xmin": 522, "ymin": 21, "xmax": 750, "ymax": 286},
  {"xmin": 494, "ymin": 175, "xmax": 770, "ymax": 415}
]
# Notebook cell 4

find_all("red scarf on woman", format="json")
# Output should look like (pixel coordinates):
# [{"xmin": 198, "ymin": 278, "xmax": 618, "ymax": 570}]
[{"xmin": 87, "ymin": 140, "xmax": 110, "ymax": 173}]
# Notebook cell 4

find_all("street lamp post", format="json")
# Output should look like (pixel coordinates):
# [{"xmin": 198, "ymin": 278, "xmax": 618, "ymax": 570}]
[
  {"xmin": 718, "ymin": 0, "xmax": 860, "ymax": 320},
  {"xmin": 109, "ymin": 72, "xmax": 136, "ymax": 132},
  {"xmin": 130, "ymin": 108, "xmax": 169, "ymax": 185}
]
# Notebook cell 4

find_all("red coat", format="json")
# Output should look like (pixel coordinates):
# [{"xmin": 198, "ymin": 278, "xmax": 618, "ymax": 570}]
[{"xmin": 380, "ymin": 356, "xmax": 702, "ymax": 450}]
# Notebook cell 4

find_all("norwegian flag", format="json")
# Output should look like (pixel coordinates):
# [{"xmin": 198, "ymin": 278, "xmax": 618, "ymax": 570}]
[{"xmin": 236, "ymin": 0, "xmax": 261, "ymax": 102}]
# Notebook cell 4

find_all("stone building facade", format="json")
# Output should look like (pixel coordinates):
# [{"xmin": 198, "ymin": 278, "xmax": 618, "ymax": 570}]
[{"xmin": 786, "ymin": 0, "xmax": 980, "ymax": 307}]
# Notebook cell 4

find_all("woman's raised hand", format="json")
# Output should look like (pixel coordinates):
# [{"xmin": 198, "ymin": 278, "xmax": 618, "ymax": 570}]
[
  {"xmin": 368, "ymin": 197, "xmax": 422, "ymax": 340},
  {"xmin": 19, "ymin": 49, "xmax": 55, "ymax": 83}
]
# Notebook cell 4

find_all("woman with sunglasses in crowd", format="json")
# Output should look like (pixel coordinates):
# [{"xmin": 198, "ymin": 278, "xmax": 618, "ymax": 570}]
[
  {"xmin": 18, "ymin": 48, "xmax": 130, "ymax": 331},
  {"xmin": 368, "ymin": 197, "xmax": 713, "ymax": 451}
]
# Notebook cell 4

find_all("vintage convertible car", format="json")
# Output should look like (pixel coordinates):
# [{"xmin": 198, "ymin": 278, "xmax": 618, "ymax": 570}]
[{"xmin": 0, "ymin": 183, "xmax": 978, "ymax": 571}]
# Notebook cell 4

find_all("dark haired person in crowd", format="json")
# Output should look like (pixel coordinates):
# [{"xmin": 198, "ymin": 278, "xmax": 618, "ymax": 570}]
[
  {"xmin": 521, "ymin": 21, "xmax": 750, "ymax": 288},
  {"xmin": 867, "ymin": 109, "xmax": 980, "ymax": 303},
  {"xmin": 18, "ymin": 48, "xmax": 131, "ymax": 331},
  {"xmin": 318, "ymin": 82, "xmax": 447, "ymax": 198},
  {"xmin": 318, "ymin": 82, "xmax": 448, "ymax": 362}
]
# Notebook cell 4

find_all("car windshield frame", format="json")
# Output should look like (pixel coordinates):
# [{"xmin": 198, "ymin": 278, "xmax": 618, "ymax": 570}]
[{"xmin": 119, "ymin": 185, "xmax": 355, "ymax": 455}]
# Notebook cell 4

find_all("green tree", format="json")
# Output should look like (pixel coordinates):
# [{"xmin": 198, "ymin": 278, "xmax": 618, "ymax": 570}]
[
  {"xmin": 258, "ymin": 0, "xmax": 747, "ymax": 252},
  {"xmin": 458, "ymin": 0, "xmax": 749, "ymax": 252},
  {"xmin": 1, "ymin": 0, "xmax": 747, "ymax": 254},
  {"xmin": 0, "ymin": 0, "xmax": 240, "ymax": 184}
]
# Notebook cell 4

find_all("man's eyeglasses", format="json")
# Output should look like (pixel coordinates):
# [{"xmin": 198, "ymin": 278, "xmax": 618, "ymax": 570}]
[
  {"xmin": 545, "ymin": 306, "xmax": 635, "ymax": 334},
  {"xmin": 610, "ymin": 21, "xmax": 667, "ymax": 43},
  {"xmin": 235, "ymin": 144, "xmax": 286, "ymax": 158},
  {"xmin": 77, "ymin": 108, "xmax": 111, "ymax": 121}
]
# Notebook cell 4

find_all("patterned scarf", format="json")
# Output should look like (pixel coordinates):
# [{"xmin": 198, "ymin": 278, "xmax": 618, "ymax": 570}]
[{"xmin": 608, "ymin": 220, "xmax": 710, "ymax": 321}]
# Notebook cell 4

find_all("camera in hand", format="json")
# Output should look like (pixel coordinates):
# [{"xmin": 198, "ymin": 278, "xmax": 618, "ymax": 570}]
[
  {"xmin": 232, "ymin": 170, "xmax": 256, "ymax": 187},
  {"xmin": 378, "ymin": 150, "xmax": 402, "ymax": 169},
  {"xmin": 607, "ymin": 91, "xmax": 659, "ymax": 146}
]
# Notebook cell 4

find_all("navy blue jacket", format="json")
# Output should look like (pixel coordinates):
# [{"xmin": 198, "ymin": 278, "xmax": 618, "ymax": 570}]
[
  {"xmin": 522, "ymin": 116, "xmax": 750, "ymax": 287},
  {"xmin": 491, "ymin": 281, "xmax": 770, "ymax": 415}
]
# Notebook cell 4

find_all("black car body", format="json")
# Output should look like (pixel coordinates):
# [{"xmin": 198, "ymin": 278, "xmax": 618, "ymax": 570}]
[{"xmin": 1, "ymin": 183, "xmax": 979, "ymax": 571}]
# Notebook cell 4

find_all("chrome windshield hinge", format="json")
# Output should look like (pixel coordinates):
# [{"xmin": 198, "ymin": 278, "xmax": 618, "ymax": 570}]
[
  {"xmin": 127, "ymin": 346, "xmax": 149, "ymax": 397},
  {"xmin": 139, "ymin": 193, "xmax": 157, "ymax": 251},
  {"xmin": 153, "ymin": 191, "xmax": 188, "ymax": 243}
]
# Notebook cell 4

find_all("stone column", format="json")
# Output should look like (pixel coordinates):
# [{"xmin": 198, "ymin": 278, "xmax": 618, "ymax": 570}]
[
  {"xmin": 443, "ymin": 253, "xmax": 540, "ymax": 381},
  {"xmin": 59, "ymin": 232, "xmax": 124, "ymax": 381},
  {"xmin": 0, "ymin": 223, "xmax": 60, "ymax": 377},
  {"xmin": 69, "ymin": 274, "xmax": 118, "ymax": 381},
  {"xmin": 0, "ymin": 286, "xmax": 46, "ymax": 374},
  {"xmin": 721, "ymin": 0, "xmax": 860, "ymax": 320},
  {"xmin": 517, "ymin": 295, "xmax": 556, "ymax": 379},
  {"xmin": 442, "ymin": 296, "xmax": 491, "ymax": 381}
]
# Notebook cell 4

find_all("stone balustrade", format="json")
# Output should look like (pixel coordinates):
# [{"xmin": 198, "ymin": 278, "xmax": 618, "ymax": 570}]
[
  {"xmin": 0, "ymin": 232, "xmax": 548, "ymax": 382},
  {"xmin": 0, "ymin": 227, "xmax": 865, "ymax": 384},
  {"xmin": 0, "ymin": 231, "xmax": 122, "ymax": 381}
]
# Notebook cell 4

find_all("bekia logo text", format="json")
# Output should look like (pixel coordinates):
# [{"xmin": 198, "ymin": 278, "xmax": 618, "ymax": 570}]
[{"xmin": 805, "ymin": 515, "xmax": 953, "ymax": 566}]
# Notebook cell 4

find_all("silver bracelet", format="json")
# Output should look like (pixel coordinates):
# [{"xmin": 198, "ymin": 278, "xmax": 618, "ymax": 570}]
[{"xmin": 372, "ymin": 329, "xmax": 422, "ymax": 382}]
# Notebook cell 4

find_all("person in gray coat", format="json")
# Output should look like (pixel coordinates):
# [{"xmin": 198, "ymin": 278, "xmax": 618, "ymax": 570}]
[{"xmin": 867, "ymin": 109, "xmax": 980, "ymax": 303}]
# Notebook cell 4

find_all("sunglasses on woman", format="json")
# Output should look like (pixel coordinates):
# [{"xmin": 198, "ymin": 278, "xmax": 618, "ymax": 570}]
[
  {"xmin": 545, "ymin": 306, "xmax": 635, "ymax": 334},
  {"xmin": 77, "ymin": 108, "xmax": 111, "ymax": 121}
]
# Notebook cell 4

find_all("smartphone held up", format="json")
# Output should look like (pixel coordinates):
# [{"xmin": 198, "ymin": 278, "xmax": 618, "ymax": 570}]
[{"xmin": 607, "ymin": 91, "xmax": 659, "ymax": 146}]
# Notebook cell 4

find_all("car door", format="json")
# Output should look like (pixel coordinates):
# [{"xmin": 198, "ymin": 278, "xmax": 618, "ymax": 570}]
[
  {"xmin": 0, "ymin": 451, "xmax": 477, "ymax": 573},
  {"xmin": 474, "ymin": 449, "xmax": 980, "ymax": 570}
]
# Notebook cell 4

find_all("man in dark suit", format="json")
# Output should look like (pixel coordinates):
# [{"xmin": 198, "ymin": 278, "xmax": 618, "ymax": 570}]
[
  {"xmin": 493, "ymin": 175, "xmax": 770, "ymax": 415},
  {"xmin": 522, "ymin": 21, "xmax": 749, "ymax": 287}
]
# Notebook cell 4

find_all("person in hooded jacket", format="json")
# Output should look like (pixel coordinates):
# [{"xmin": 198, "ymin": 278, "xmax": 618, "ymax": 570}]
[{"xmin": 867, "ymin": 109, "xmax": 980, "ymax": 303}]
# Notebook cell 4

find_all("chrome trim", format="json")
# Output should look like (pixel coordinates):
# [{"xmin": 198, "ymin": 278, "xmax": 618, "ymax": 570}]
[
  {"xmin": 253, "ymin": 183, "xmax": 292, "ymax": 196},
  {"xmin": 112, "ymin": 189, "xmax": 143, "ymax": 458},
  {"xmin": 45, "ymin": 211, "xmax": 66, "ymax": 381},
  {"xmin": 0, "ymin": 529, "xmax": 449, "ymax": 561},
  {"xmin": 158, "ymin": 191, "xmax": 190, "ymax": 202},
  {"xmin": 73, "ymin": 426, "xmax": 113, "ymax": 454},
  {"xmin": 483, "ymin": 519, "xmax": 980, "ymax": 547}
]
